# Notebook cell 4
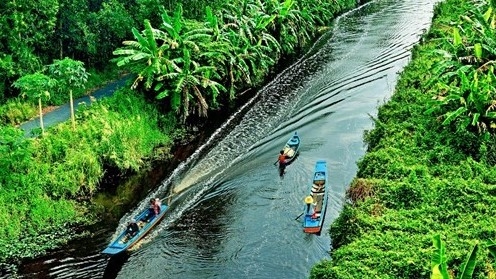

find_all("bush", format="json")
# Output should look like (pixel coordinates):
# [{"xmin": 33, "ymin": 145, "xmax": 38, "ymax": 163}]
[
  {"xmin": 316, "ymin": 0, "xmax": 496, "ymax": 277},
  {"xmin": 0, "ymin": 98, "xmax": 36, "ymax": 125}
]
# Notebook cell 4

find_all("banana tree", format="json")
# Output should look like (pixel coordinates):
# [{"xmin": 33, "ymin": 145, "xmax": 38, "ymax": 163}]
[
  {"xmin": 430, "ymin": 234, "xmax": 479, "ymax": 279},
  {"xmin": 113, "ymin": 19, "xmax": 178, "ymax": 95},
  {"xmin": 13, "ymin": 73, "xmax": 56, "ymax": 136},
  {"xmin": 156, "ymin": 48, "xmax": 225, "ymax": 123},
  {"xmin": 431, "ymin": 234, "xmax": 449, "ymax": 279},
  {"xmin": 48, "ymin": 58, "xmax": 89, "ymax": 130},
  {"xmin": 265, "ymin": 0, "xmax": 312, "ymax": 55},
  {"xmin": 160, "ymin": 5, "xmax": 213, "ymax": 57},
  {"xmin": 433, "ymin": 66, "xmax": 496, "ymax": 133}
]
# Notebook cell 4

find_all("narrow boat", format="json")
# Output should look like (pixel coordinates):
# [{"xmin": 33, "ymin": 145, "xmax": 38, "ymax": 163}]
[
  {"xmin": 282, "ymin": 131, "xmax": 300, "ymax": 165},
  {"xmin": 276, "ymin": 132, "xmax": 301, "ymax": 176},
  {"xmin": 303, "ymin": 160, "xmax": 328, "ymax": 234},
  {"xmin": 102, "ymin": 204, "xmax": 168, "ymax": 255}
]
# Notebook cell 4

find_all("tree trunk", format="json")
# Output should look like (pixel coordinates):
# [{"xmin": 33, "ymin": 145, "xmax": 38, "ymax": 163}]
[
  {"xmin": 59, "ymin": 20, "xmax": 63, "ymax": 59},
  {"xmin": 39, "ymin": 98, "xmax": 45, "ymax": 135},
  {"xmin": 70, "ymin": 89, "xmax": 75, "ymax": 130}
]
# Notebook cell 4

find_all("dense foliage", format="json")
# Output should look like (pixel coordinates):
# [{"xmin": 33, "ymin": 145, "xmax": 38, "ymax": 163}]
[
  {"xmin": 311, "ymin": 0, "xmax": 496, "ymax": 278},
  {"xmin": 1, "ymin": 0, "xmax": 357, "ymax": 125},
  {"xmin": 0, "ymin": 89, "xmax": 174, "ymax": 262},
  {"xmin": 0, "ymin": 0, "xmax": 360, "ymax": 266},
  {"xmin": 113, "ymin": 0, "xmax": 357, "ymax": 122},
  {"xmin": 0, "ymin": 0, "xmax": 229, "ymax": 103}
]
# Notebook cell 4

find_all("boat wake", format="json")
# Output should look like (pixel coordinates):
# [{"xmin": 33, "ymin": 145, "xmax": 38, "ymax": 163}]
[{"xmin": 112, "ymin": 0, "xmax": 438, "ymax": 249}]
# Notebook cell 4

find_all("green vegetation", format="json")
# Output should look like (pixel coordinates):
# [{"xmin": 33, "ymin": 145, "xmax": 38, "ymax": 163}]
[
  {"xmin": 48, "ymin": 58, "xmax": 89, "ymax": 130},
  {"xmin": 0, "ymin": 89, "xmax": 174, "ymax": 262},
  {"xmin": 0, "ymin": 0, "xmax": 360, "ymax": 265},
  {"xmin": 431, "ymin": 234, "xmax": 480, "ymax": 279},
  {"xmin": 112, "ymin": 0, "xmax": 357, "ymax": 122},
  {"xmin": 12, "ymin": 73, "xmax": 56, "ymax": 135},
  {"xmin": 311, "ymin": 0, "xmax": 496, "ymax": 278}
]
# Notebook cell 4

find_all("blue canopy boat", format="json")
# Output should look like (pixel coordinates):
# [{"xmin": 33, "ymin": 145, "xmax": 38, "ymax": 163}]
[
  {"xmin": 303, "ymin": 160, "xmax": 329, "ymax": 234},
  {"xmin": 102, "ymin": 203, "xmax": 168, "ymax": 255}
]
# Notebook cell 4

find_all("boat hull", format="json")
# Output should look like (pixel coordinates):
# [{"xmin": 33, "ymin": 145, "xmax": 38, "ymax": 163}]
[
  {"xmin": 303, "ymin": 160, "xmax": 328, "ymax": 234},
  {"xmin": 102, "ymin": 204, "xmax": 168, "ymax": 255},
  {"xmin": 282, "ymin": 132, "xmax": 300, "ymax": 164}
]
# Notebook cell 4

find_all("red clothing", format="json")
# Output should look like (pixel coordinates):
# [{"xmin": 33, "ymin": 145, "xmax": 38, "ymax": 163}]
[
  {"xmin": 153, "ymin": 203, "xmax": 160, "ymax": 215},
  {"xmin": 278, "ymin": 154, "xmax": 286, "ymax": 164}
]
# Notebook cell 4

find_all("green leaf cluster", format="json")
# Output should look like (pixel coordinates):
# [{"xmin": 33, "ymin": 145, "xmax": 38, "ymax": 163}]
[{"xmin": 113, "ymin": 0, "xmax": 359, "ymax": 123}]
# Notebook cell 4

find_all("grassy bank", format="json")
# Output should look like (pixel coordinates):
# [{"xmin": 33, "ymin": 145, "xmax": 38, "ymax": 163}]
[
  {"xmin": 311, "ymin": 0, "xmax": 496, "ymax": 278},
  {"xmin": 1, "ymin": 0, "xmax": 364, "ymax": 267},
  {"xmin": 0, "ymin": 88, "xmax": 177, "ymax": 263}
]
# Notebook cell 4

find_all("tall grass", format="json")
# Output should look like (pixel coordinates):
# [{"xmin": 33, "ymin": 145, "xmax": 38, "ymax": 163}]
[{"xmin": 0, "ymin": 88, "xmax": 175, "ymax": 261}]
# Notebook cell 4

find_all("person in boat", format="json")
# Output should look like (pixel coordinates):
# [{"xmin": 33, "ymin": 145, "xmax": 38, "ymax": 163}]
[
  {"xmin": 278, "ymin": 150, "xmax": 288, "ymax": 169},
  {"xmin": 126, "ymin": 219, "xmax": 139, "ymax": 238},
  {"xmin": 142, "ymin": 198, "xmax": 160, "ymax": 222},
  {"xmin": 155, "ymin": 198, "xmax": 162, "ymax": 209},
  {"xmin": 277, "ymin": 150, "xmax": 288, "ymax": 176},
  {"xmin": 311, "ymin": 181, "xmax": 325, "ymax": 217}
]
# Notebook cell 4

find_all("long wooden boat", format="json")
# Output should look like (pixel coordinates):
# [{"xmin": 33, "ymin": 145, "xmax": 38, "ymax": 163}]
[
  {"xmin": 303, "ymin": 160, "xmax": 328, "ymax": 234},
  {"xmin": 282, "ymin": 131, "xmax": 300, "ymax": 165},
  {"xmin": 102, "ymin": 204, "xmax": 168, "ymax": 255}
]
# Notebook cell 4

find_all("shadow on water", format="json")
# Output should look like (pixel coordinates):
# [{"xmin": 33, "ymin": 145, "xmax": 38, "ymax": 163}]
[{"xmin": 102, "ymin": 253, "xmax": 129, "ymax": 279}]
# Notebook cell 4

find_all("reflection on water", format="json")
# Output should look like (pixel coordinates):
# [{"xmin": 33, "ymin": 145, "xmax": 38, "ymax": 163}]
[{"xmin": 9, "ymin": 0, "xmax": 439, "ymax": 278}]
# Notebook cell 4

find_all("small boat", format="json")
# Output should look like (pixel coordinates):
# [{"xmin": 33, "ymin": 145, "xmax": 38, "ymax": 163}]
[
  {"xmin": 276, "ymin": 132, "xmax": 301, "ymax": 176},
  {"xmin": 102, "ymin": 204, "xmax": 168, "ymax": 255},
  {"xmin": 282, "ymin": 131, "xmax": 300, "ymax": 164},
  {"xmin": 303, "ymin": 160, "xmax": 328, "ymax": 234}
]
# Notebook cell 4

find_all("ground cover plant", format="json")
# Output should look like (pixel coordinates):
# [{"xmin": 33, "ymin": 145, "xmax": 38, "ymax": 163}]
[
  {"xmin": 310, "ymin": 0, "xmax": 496, "ymax": 278},
  {"xmin": 1, "ymin": 0, "xmax": 362, "ymax": 266},
  {"xmin": 0, "ymin": 89, "xmax": 173, "ymax": 262}
]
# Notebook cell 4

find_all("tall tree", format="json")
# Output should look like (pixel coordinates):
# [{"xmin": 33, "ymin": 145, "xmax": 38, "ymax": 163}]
[
  {"xmin": 54, "ymin": 0, "xmax": 96, "ymax": 61},
  {"xmin": 91, "ymin": 0, "xmax": 134, "ymax": 65},
  {"xmin": 13, "ymin": 73, "xmax": 56, "ymax": 135},
  {"xmin": 48, "ymin": 58, "xmax": 89, "ymax": 130},
  {"xmin": 0, "ymin": 0, "xmax": 58, "ymax": 98}
]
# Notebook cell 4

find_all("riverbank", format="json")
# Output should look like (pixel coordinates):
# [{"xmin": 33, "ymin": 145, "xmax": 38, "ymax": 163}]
[
  {"xmin": 1, "ymin": 0, "xmax": 366, "ymax": 272},
  {"xmin": 311, "ymin": 0, "xmax": 496, "ymax": 278}
]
